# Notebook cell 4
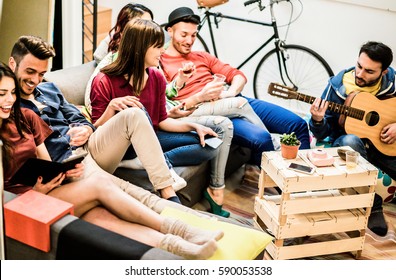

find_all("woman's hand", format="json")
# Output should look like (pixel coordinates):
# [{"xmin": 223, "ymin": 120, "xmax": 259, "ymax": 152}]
[
  {"xmin": 167, "ymin": 102, "xmax": 194, "ymax": 119},
  {"xmin": 94, "ymin": 96, "xmax": 143, "ymax": 128},
  {"xmin": 65, "ymin": 163, "xmax": 85, "ymax": 179},
  {"xmin": 108, "ymin": 96, "xmax": 143, "ymax": 112},
  {"xmin": 192, "ymin": 123, "xmax": 218, "ymax": 147},
  {"xmin": 33, "ymin": 173, "xmax": 65, "ymax": 194}
]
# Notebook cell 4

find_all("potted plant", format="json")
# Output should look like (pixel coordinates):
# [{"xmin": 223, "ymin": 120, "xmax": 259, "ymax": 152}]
[{"xmin": 280, "ymin": 132, "xmax": 301, "ymax": 159}]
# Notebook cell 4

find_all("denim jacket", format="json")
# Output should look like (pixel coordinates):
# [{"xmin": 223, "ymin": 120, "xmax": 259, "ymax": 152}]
[
  {"xmin": 20, "ymin": 82, "xmax": 96, "ymax": 162},
  {"xmin": 309, "ymin": 66, "xmax": 396, "ymax": 142}
]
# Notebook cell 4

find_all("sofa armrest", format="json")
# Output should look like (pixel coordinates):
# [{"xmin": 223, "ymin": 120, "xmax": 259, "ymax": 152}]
[{"xmin": 55, "ymin": 217, "xmax": 182, "ymax": 260}]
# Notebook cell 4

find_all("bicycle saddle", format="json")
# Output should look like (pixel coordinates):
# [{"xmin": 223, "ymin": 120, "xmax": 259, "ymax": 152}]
[{"xmin": 196, "ymin": 0, "xmax": 229, "ymax": 8}]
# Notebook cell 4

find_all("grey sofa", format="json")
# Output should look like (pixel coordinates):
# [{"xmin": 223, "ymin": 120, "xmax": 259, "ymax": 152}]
[{"xmin": 44, "ymin": 61, "xmax": 251, "ymax": 207}]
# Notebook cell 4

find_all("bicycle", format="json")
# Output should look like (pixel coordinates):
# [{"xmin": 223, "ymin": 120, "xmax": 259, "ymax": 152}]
[{"xmin": 166, "ymin": 0, "xmax": 334, "ymax": 116}]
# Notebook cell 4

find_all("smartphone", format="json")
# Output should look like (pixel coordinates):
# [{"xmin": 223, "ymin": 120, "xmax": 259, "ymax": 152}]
[
  {"xmin": 204, "ymin": 137, "xmax": 223, "ymax": 149},
  {"xmin": 287, "ymin": 162, "xmax": 315, "ymax": 175}
]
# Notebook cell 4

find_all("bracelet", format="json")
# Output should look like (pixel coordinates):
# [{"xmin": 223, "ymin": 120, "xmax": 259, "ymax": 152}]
[
  {"xmin": 174, "ymin": 79, "xmax": 185, "ymax": 91},
  {"xmin": 313, "ymin": 119, "xmax": 324, "ymax": 125}
]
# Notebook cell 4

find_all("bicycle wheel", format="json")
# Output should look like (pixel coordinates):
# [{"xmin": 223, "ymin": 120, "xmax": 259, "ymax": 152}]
[
  {"xmin": 194, "ymin": 33, "xmax": 210, "ymax": 53},
  {"xmin": 253, "ymin": 44, "xmax": 334, "ymax": 117}
]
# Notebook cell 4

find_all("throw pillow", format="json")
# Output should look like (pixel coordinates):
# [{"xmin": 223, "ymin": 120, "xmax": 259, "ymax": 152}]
[
  {"xmin": 375, "ymin": 170, "xmax": 396, "ymax": 204},
  {"xmin": 161, "ymin": 207, "xmax": 273, "ymax": 260}
]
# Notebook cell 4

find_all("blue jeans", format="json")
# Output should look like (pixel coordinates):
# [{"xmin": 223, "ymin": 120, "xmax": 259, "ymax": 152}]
[
  {"xmin": 156, "ymin": 131, "xmax": 218, "ymax": 167},
  {"xmin": 232, "ymin": 96, "xmax": 311, "ymax": 166},
  {"xmin": 333, "ymin": 134, "xmax": 396, "ymax": 180},
  {"xmin": 121, "ymin": 131, "xmax": 217, "ymax": 171}
]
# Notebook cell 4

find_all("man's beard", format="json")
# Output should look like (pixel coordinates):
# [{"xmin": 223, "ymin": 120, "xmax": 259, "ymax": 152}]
[
  {"xmin": 355, "ymin": 74, "xmax": 382, "ymax": 87},
  {"xmin": 18, "ymin": 77, "xmax": 34, "ymax": 98},
  {"xmin": 175, "ymin": 42, "xmax": 191, "ymax": 55}
]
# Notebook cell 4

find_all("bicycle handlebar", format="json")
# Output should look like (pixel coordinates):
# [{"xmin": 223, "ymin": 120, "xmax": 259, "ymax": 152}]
[
  {"xmin": 244, "ymin": 0, "xmax": 259, "ymax": 6},
  {"xmin": 244, "ymin": 0, "xmax": 291, "ymax": 7}
]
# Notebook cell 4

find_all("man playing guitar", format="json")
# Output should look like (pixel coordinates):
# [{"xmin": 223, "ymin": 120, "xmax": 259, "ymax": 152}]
[{"xmin": 310, "ymin": 41, "xmax": 395, "ymax": 237}]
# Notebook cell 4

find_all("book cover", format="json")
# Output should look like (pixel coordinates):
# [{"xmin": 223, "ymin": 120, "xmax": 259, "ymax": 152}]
[{"xmin": 10, "ymin": 152, "xmax": 87, "ymax": 186}]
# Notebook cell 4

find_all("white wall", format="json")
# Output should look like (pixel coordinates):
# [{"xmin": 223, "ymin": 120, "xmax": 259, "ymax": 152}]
[
  {"xmin": 62, "ymin": 0, "xmax": 82, "ymax": 68},
  {"xmin": 98, "ymin": 0, "xmax": 396, "ymax": 98}
]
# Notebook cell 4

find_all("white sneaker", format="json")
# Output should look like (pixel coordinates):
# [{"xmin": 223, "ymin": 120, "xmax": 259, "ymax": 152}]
[
  {"xmin": 170, "ymin": 168, "xmax": 187, "ymax": 191},
  {"xmin": 117, "ymin": 157, "xmax": 144, "ymax": 169}
]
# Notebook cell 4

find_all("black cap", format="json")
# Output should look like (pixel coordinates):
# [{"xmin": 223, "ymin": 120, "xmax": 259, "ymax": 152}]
[{"xmin": 165, "ymin": 7, "xmax": 200, "ymax": 29}]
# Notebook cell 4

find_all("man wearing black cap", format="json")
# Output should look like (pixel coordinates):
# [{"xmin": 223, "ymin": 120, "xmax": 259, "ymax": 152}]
[
  {"xmin": 160, "ymin": 7, "xmax": 311, "ymax": 173},
  {"xmin": 165, "ymin": 7, "xmax": 201, "ymax": 30}
]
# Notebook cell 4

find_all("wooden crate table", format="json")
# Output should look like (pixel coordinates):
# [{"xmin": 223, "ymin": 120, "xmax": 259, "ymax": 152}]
[{"xmin": 254, "ymin": 147, "xmax": 378, "ymax": 260}]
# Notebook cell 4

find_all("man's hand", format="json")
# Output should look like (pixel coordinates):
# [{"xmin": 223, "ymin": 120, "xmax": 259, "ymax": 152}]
[
  {"xmin": 310, "ymin": 97, "xmax": 328, "ymax": 122},
  {"xmin": 177, "ymin": 61, "xmax": 196, "ymax": 85},
  {"xmin": 67, "ymin": 125, "xmax": 92, "ymax": 146},
  {"xmin": 167, "ymin": 102, "xmax": 194, "ymax": 119},
  {"xmin": 108, "ymin": 96, "xmax": 143, "ymax": 112},
  {"xmin": 33, "ymin": 173, "xmax": 65, "ymax": 194},
  {"xmin": 197, "ymin": 81, "xmax": 224, "ymax": 102},
  {"xmin": 381, "ymin": 123, "xmax": 396, "ymax": 144}
]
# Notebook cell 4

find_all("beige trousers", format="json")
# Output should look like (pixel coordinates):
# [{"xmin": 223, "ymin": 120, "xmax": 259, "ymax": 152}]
[{"xmin": 86, "ymin": 107, "xmax": 173, "ymax": 191}]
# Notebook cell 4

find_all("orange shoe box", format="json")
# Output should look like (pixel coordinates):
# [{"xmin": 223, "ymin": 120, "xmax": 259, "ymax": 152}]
[{"xmin": 4, "ymin": 190, "xmax": 74, "ymax": 252}]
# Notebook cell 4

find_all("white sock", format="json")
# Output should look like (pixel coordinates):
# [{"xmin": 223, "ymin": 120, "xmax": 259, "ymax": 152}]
[
  {"xmin": 159, "ymin": 234, "xmax": 217, "ymax": 260},
  {"xmin": 160, "ymin": 217, "xmax": 224, "ymax": 245}
]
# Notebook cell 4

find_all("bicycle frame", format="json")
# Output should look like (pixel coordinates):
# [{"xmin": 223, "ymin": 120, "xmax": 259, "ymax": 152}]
[
  {"xmin": 198, "ymin": 6, "xmax": 280, "ymax": 69},
  {"xmin": 197, "ymin": 2, "xmax": 296, "ymax": 87}
]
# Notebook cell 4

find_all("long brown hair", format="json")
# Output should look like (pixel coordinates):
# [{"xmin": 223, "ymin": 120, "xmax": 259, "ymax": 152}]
[
  {"xmin": 0, "ymin": 62, "xmax": 28, "ymax": 171},
  {"xmin": 101, "ymin": 19, "xmax": 164, "ymax": 95},
  {"xmin": 107, "ymin": 3, "xmax": 153, "ymax": 53}
]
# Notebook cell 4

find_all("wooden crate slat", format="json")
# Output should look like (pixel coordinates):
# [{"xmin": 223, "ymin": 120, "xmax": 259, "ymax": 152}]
[
  {"xmin": 256, "ymin": 197, "xmax": 368, "ymax": 239},
  {"xmin": 281, "ymin": 192, "xmax": 374, "ymax": 214},
  {"xmin": 266, "ymin": 236, "xmax": 364, "ymax": 260}
]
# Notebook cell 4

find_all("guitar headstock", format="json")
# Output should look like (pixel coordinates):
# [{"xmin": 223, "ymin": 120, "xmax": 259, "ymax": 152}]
[{"xmin": 267, "ymin": 83, "xmax": 299, "ymax": 100}]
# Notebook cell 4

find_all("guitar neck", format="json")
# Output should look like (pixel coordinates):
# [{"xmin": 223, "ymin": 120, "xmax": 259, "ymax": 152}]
[{"xmin": 296, "ymin": 92, "xmax": 365, "ymax": 120}]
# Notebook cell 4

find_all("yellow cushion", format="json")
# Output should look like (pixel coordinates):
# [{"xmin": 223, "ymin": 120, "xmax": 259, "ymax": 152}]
[{"xmin": 161, "ymin": 207, "xmax": 273, "ymax": 260}]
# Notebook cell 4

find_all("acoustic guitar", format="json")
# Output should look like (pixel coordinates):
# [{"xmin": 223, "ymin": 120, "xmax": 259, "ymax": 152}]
[{"xmin": 268, "ymin": 83, "xmax": 396, "ymax": 156}]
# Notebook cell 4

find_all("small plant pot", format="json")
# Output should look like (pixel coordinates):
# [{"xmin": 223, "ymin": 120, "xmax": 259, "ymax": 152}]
[{"xmin": 281, "ymin": 144, "xmax": 300, "ymax": 159}]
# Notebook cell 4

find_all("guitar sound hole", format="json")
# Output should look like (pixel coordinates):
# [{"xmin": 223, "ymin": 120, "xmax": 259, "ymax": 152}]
[{"xmin": 365, "ymin": 111, "xmax": 379, "ymax": 126}]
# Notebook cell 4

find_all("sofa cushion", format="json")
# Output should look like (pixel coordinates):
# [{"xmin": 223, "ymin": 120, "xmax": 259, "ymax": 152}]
[{"xmin": 44, "ymin": 61, "xmax": 96, "ymax": 105}]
